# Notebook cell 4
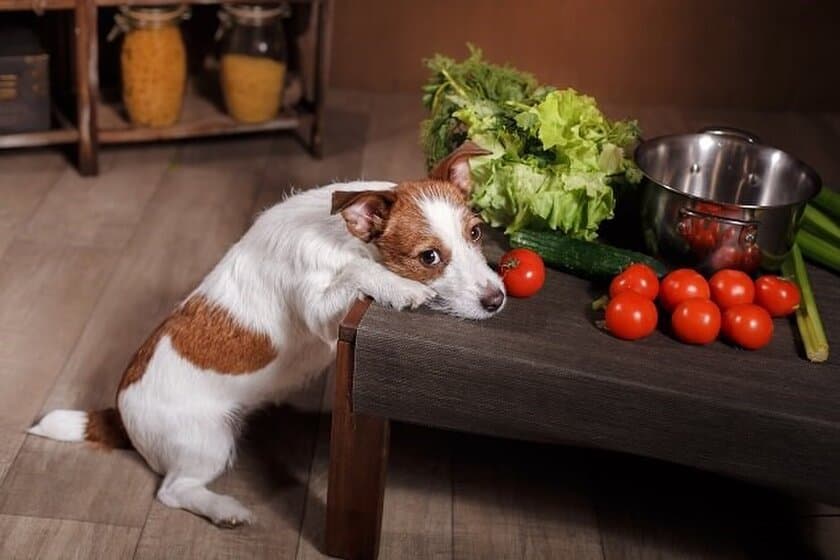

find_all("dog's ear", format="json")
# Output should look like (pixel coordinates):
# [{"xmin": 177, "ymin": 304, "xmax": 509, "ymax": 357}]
[
  {"xmin": 428, "ymin": 141, "xmax": 492, "ymax": 196},
  {"xmin": 331, "ymin": 190, "xmax": 398, "ymax": 242}
]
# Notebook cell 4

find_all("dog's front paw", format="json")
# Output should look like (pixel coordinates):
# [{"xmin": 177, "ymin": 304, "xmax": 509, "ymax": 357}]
[{"xmin": 376, "ymin": 281, "xmax": 435, "ymax": 310}]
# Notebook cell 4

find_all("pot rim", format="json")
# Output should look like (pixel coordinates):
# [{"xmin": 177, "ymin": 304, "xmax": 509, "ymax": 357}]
[{"xmin": 634, "ymin": 132, "xmax": 822, "ymax": 210}]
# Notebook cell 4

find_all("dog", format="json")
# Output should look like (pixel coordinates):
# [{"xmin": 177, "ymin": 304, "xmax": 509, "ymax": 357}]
[{"xmin": 27, "ymin": 142, "xmax": 505, "ymax": 528}]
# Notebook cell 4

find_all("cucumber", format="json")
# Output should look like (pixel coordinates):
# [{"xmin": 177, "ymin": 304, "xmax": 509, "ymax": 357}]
[{"xmin": 509, "ymin": 229, "xmax": 669, "ymax": 279}]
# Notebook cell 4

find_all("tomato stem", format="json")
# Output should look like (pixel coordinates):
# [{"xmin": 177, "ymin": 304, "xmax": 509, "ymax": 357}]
[{"xmin": 591, "ymin": 295, "xmax": 609, "ymax": 311}]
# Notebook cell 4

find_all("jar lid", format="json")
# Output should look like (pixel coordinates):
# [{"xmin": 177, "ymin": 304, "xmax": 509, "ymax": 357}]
[
  {"xmin": 120, "ymin": 4, "xmax": 189, "ymax": 25},
  {"xmin": 222, "ymin": 3, "xmax": 290, "ymax": 23}
]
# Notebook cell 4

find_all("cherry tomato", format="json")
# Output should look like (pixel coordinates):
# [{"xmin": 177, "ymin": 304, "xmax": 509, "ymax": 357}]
[
  {"xmin": 709, "ymin": 245, "xmax": 743, "ymax": 270},
  {"xmin": 609, "ymin": 263, "xmax": 660, "ymax": 300},
  {"xmin": 754, "ymin": 275, "xmax": 801, "ymax": 317},
  {"xmin": 659, "ymin": 269, "xmax": 710, "ymax": 312},
  {"xmin": 605, "ymin": 291, "xmax": 658, "ymax": 341},
  {"xmin": 709, "ymin": 269, "xmax": 755, "ymax": 310},
  {"xmin": 741, "ymin": 244, "xmax": 761, "ymax": 272},
  {"xmin": 722, "ymin": 304, "xmax": 774, "ymax": 350},
  {"xmin": 671, "ymin": 298, "xmax": 721, "ymax": 345},
  {"xmin": 689, "ymin": 223, "xmax": 718, "ymax": 256},
  {"xmin": 691, "ymin": 229, "xmax": 717, "ymax": 256},
  {"xmin": 498, "ymin": 249, "xmax": 545, "ymax": 298}
]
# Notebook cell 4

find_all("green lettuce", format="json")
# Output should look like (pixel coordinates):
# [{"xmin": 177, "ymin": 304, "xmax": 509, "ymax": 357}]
[{"xmin": 421, "ymin": 47, "xmax": 641, "ymax": 240}]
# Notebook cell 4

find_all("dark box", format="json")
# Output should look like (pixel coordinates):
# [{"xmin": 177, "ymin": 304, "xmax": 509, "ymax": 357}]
[{"xmin": 0, "ymin": 27, "xmax": 50, "ymax": 133}]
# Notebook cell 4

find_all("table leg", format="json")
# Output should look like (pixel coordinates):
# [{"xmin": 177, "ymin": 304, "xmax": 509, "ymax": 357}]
[{"xmin": 325, "ymin": 337, "xmax": 390, "ymax": 560}]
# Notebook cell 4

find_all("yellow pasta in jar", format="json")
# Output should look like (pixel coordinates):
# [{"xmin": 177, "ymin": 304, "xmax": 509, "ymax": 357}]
[
  {"xmin": 121, "ymin": 25, "xmax": 186, "ymax": 128},
  {"xmin": 220, "ymin": 54, "xmax": 285, "ymax": 123}
]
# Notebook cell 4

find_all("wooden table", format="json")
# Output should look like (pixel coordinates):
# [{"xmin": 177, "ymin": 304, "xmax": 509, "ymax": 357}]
[{"xmin": 324, "ymin": 238, "xmax": 839, "ymax": 560}]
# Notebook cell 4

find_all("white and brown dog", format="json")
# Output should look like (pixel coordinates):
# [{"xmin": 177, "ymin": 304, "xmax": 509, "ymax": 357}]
[{"xmin": 28, "ymin": 142, "xmax": 505, "ymax": 527}]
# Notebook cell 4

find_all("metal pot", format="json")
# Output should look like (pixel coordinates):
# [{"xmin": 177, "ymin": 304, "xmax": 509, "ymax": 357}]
[{"xmin": 636, "ymin": 127, "xmax": 821, "ymax": 273}]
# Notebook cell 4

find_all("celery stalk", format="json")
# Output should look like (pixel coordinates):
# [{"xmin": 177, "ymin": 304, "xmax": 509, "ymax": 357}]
[
  {"xmin": 802, "ymin": 204, "xmax": 840, "ymax": 246},
  {"xmin": 812, "ymin": 188, "xmax": 840, "ymax": 221},
  {"xmin": 796, "ymin": 229, "xmax": 840, "ymax": 274},
  {"xmin": 781, "ymin": 245, "xmax": 829, "ymax": 363}
]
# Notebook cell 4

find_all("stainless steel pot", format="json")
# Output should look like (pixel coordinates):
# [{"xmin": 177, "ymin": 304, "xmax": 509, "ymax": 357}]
[{"xmin": 636, "ymin": 127, "xmax": 821, "ymax": 273}]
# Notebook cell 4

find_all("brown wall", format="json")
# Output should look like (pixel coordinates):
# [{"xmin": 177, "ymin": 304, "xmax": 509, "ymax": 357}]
[{"xmin": 330, "ymin": 0, "xmax": 839, "ymax": 110}]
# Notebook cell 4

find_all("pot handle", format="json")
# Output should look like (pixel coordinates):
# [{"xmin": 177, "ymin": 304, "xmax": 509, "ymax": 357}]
[
  {"xmin": 678, "ymin": 207, "xmax": 756, "ymax": 229},
  {"xmin": 698, "ymin": 126, "xmax": 760, "ymax": 144}
]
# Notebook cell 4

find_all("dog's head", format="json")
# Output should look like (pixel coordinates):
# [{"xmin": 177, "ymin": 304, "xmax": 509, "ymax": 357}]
[{"xmin": 331, "ymin": 142, "xmax": 505, "ymax": 319}]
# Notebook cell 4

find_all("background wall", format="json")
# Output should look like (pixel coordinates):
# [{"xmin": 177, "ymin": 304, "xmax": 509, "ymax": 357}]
[{"xmin": 330, "ymin": 0, "xmax": 840, "ymax": 110}]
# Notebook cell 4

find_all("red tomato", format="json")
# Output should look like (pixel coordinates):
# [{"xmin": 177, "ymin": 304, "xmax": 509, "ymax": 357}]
[
  {"xmin": 709, "ymin": 245, "xmax": 743, "ymax": 270},
  {"xmin": 609, "ymin": 263, "xmax": 660, "ymax": 300},
  {"xmin": 722, "ymin": 304, "xmax": 774, "ymax": 350},
  {"xmin": 709, "ymin": 269, "xmax": 755, "ymax": 310},
  {"xmin": 659, "ymin": 269, "xmax": 710, "ymax": 312},
  {"xmin": 754, "ymin": 276, "xmax": 801, "ymax": 317},
  {"xmin": 498, "ymin": 249, "xmax": 545, "ymax": 298},
  {"xmin": 689, "ymin": 224, "xmax": 718, "ymax": 256},
  {"xmin": 741, "ymin": 245, "xmax": 761, "ymax": 272},
  {"xmin": 605, "ymin": 292, "xmax": 658, "ymax": 341},
  {"xmin": 671, "ymin": 298, "xmax": 721, "ymax": 345}
]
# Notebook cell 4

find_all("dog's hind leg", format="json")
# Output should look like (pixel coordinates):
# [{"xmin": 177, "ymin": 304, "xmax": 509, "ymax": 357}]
[
  {"xmin": 157, "ymin": 474, "xmax": 254, "ymax": 528},
  {"xmin": 151, "ymin": 417, "xmax": 255, "ymax": 528}
]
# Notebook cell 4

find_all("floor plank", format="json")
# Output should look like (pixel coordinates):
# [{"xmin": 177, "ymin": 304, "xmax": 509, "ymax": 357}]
[
  {"xmin": 0, "ymin": 241, "xmax": 119, "ymax": 476},
  {"xmin": 17, "ymin": 144, "xmax": 176, "ymax": 249},
  {"xmin": 0, "ymin": 149, "xmax": 66, "ymax": 259},
  {"xmin": 294, "ymin": 411, "xmax": 332, "ymax": 560},
  {"xmin": 379, "ymin": 425, "xmax": 453, "ymax": 560},
  {"xmin": 360, "ymin": 92, "xmax": 427, "ymax": 181},
  {"xmin": 0, "ymin": 513, "xmax": 140, "ymax": 560},
  {"xmin": 452, "ymin": 436, "xmax": 603, "ymax": 560},
  {"xmin": 0, "ymin": 439, "xmax": 157, "ymax": 528},
  {"xmin": 253, "ymin": 93, "xmax": 372, "ymax": 213}
]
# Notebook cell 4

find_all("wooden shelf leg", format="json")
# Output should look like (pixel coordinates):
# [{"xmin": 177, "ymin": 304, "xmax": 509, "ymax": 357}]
[
  {"xmin": 74, "ymin": 0, "xmax": 99, "ymax": 176},
  {"xmin": 326, "ymin": 337, "xmax": 390, "ymax": 560},
  {"xmin": 310, "ymin": 0, "xmax": 333, "ymax": 158}
]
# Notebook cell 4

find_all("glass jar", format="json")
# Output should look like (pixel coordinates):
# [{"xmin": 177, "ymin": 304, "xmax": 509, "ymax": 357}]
[
  {"xmin": 112, "ymin": 5, "xmax": 189, "ymax": 128},
  {"xmin": 217, "ymin": 3, "xmax": 289, "ymax": 123}
]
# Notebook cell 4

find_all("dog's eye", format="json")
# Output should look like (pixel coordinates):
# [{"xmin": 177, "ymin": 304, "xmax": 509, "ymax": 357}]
[
  {"xmin": 419, "ymin": 249, "xmax": 441, "ymax": 266},
  {"xmin": 469, "ymin": 225, "xmax": 482, "ymax": 242}
]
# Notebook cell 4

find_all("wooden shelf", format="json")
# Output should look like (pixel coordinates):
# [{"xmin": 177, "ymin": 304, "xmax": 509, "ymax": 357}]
[
  {"xmin": 98, "ymin": 87, "xmax": 306, "ymax": 144},
  {"xmin": 0, "ymin": 0, "xmax": 332, "ymax": 174},
  {"xmin": 0, "ymin": 0, "xmax": 74, "ymax": 11},
  {"xmin": 0, "ymin": 0, "xmax": 317, "ymax": 9},
  {"xmin": 0, "ymin": 126, "xmax": 78, "ymax": 148},
  {"xmin": 96, "ymin": 0, "xmax": 318, "ymax": 5}
]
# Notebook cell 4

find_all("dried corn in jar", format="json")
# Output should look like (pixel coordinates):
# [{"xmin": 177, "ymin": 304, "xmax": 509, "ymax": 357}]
[
  {"xmin": 217, "ymin": 4, "xmax": 289, "ymax": 124},
  {"xmin": 112, "ymin": 5, "xmax": 189, "ymax": 128}
]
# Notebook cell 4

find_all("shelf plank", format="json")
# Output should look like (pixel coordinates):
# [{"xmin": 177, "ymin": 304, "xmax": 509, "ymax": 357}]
[
  {"xmin": 0, "ymin": 0, "xmax": 74, "ymax": 10},
  {"xmin": 0, "ymin": 128, "xmax": 78, "ymax": 149},
  {"xmin": 97, "ymin": 87, "xmax": 307, "ymax": 144},
  {"xmin": 99, "ymin": 114, "xmax": 301, "ymax": 143},
  {"xmin": 95, "ymin": 0, "xmax": 318, "ymax": 5}
]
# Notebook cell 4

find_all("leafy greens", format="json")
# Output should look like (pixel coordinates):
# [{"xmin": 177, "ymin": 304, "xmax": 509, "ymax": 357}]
[{"xmin": 421, "ymin": 46, "xmax": 642, "ymax": 240}]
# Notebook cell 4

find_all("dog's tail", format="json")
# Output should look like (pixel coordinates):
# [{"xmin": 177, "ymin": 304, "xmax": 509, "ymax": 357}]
[{"xmin": 28, "ymin": 408, "xmax": 132, "ymax": 450}]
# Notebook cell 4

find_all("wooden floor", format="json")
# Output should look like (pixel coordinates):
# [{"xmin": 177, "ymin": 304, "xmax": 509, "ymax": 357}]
[{"xmin": 0, "ymin": 91, "xmax": 838, "ymax": 559}]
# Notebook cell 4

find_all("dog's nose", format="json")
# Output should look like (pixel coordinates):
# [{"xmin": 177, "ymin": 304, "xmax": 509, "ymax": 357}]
[{"xmin": 480, "ymin": 287, "xmax": 505, "ymax": 312}]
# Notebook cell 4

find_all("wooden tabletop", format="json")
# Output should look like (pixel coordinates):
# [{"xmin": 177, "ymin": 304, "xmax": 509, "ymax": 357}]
[{"xmin": 349, "ymin": 232, "xmax": 840, "ymax": 504}]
